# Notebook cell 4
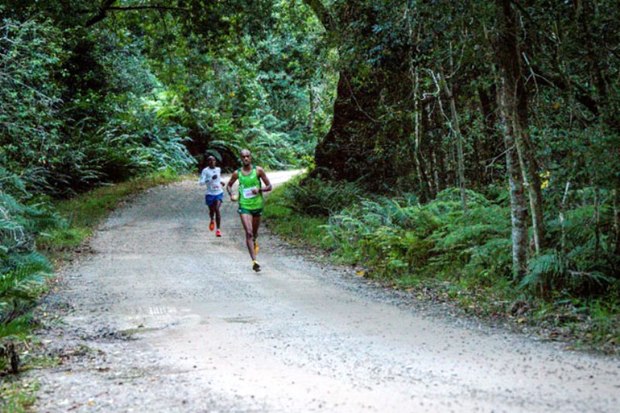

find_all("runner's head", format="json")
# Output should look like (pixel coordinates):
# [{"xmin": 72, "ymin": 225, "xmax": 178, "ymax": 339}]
[
  {"xmin": 240, "ymin": 149, "xmax": 252, "ymax": 167},
  {"xmin": 207, "ymin": 155, "xmax": 216, "ymax": 167}
]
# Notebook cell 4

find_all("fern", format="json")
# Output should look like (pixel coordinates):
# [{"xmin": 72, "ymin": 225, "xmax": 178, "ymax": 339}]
[
  {"xmin": 0, "ymin": 173, "xmax": 57, "ymax": 343},
  {"xmin": 283, "ymin": 177, "xmax": 363, "ymax": 216},
  {"xmin": 0, "ymin": 314, "xmax": 33, "ymax": 340},
  {"xmin": 521, "ymin": 248, "xmax": 615, "ymax": 296},
  {"xmin": 466, "ymin": 238, "xmax": 512, "ymax": 280},
  {"xmin": 520, "ymin": 252, "xmax": 564, "ymax": 292},
  {"xmin": 435, "ymin": 187, "xmax": 491, "ymax": 207}
]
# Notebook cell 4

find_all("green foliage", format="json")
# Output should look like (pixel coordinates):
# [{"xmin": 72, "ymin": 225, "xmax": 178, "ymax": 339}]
[
  {"xmin": 122, "ymin": 1, "xmax": 335, "ymax": 171},
  {"xmin": 0, "ymin": 378, "xmax": 39, "ymax": 413},
  {"xmin": 0, "ymin": 170, "xmax": 59, "ymax": 373},
  {"xmin": 519, "ymin": 198, "xmax": 617, "ymax": 296},
  {"xmin": 263, "ymin": 185, "xmax": 332, "ymax": 250},
  {"xmin": 323, "ymin": 188, "xmax": 512, "ymax": 280},
  {"xmin": 100, "ymin": 108, "xmax": 196, "ymax": 181},
  {"xmin": 0, "ymin": 18, "xmax": 65, "ymax": 192},
  {"xmin": 321, "ymin": 182, "xmax": 616, "ymax": 299},
  {"xmin": 1, "ymin": 1, "xmax": 333, "ymax": 191},
  {"xmin": 280, "ymin": 176, "xmax": 364, "ymax": 216},
  {"xmin": 0, "ymin": 16, "xmax": 197, "ymax": 197}
]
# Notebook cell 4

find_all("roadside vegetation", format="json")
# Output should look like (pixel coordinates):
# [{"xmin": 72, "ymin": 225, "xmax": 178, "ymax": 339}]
[{"xmin": 265, "ymin": 176, "xmax": 619, "ymax": 354}]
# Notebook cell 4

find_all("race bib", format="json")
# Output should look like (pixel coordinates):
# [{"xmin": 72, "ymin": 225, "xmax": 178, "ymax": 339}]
[
  {"xmin": 243, "ymin": 187, "xmax": 258, "ymax": 198},
  {"xmin": 207, "ymin": 180, "xmax": 220, "ymax": 192}
]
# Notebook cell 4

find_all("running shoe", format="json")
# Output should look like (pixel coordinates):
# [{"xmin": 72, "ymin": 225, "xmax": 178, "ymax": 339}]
[
  {"xmin": 252, "ymin": 260, "xmax": 261, "ymax": 272},
  {"xmin": 216, "ymin": 229, "xmax": 222, "ymax": 237},
  {"xmin": 209, "ymin": 220, "xmax": 215, "ymax": 231},
  {"xmin": 254, "ymin": 240, "xmax": 259, "ymax": 256}
]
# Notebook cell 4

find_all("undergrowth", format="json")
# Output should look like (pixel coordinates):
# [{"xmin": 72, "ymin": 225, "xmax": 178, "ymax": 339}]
[
  {"xmin": 264, "ymin": 181, "xmax": 333, "ymax": 251},
  {"xmin": 0, "ymin": 378, "xmax": 39, "ymax": 413}
]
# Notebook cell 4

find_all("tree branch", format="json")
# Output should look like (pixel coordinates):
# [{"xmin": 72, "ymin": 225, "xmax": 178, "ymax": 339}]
[
  {"xmin": 85, "ymin": 0, "xmax": 117, "ymax": 27},
  {"xmin": 530, "ymin": 65, "xmax": 599, "ymax": 116}
]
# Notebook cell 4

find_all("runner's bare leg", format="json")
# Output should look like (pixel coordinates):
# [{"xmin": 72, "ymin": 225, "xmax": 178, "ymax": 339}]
[
  {"xmin": 239, "ymin": 214, "xmax": 256, "ymax": 261},
  {"xmin": 214, "ymin": 200, "xmax": 222, "ymax": 229},
  {"xmin": 252, "ymin": 216, "xmax": 260, "ymax": 241}
]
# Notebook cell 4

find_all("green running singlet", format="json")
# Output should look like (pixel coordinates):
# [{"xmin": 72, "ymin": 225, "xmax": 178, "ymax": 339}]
[{"xmin": 237, "ymin": 167, "xmax": 263, "ymax": 211}]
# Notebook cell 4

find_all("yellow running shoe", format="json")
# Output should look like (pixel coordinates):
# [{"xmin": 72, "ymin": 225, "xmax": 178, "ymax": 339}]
[
  {"xmin": 254, "ymin": 240, "xmax": 259, "ymax": 256},
  {"xmin": 252, "ymin": 260, "xmax": 261, "ymax": 272}
]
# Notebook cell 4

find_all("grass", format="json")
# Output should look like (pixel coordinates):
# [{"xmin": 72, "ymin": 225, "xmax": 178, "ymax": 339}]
[
  {"xmin": 264, "ymin": 185, "xmax": 334, "ymax": 251},
  {"xmin": 0, "ymin": 379, "xmax": 39, "ymax": 413}
]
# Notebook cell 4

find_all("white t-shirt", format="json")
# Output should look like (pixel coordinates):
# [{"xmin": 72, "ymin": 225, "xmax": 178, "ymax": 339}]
[{"xmin": 199, "ymin": 167, "xmax": 224, "ymax": 195}]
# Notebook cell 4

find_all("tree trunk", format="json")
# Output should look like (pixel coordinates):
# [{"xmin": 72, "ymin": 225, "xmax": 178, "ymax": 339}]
[
  {"xmin": 593, "ymin": 186, "xmax": 600, "ymax": 260},
  {"xmin": 516, "ymin": 87, "xmax": 546, "ymax": 253},
  {"xmin": 477, "ymin": 85, "xmax": 501, "ymax": 183},
  {"xmin": 307, "ymin": 85, "xmax": 315, "ymax": 132},
  {"xmin": 494, "ymin": 0, "xmax": 530, "ymax": 279},
  {"xmin": 498, "ymin": 78, "xmax": 529, "ymax": 279},
  {"xmin": 431, "ymin": 148, "xmax": 441, "ymax": 195},
  {"xmin": 411, "ymin": 67, "xmax": 433, "ymax": 201},
  {"xmin": 310, "ymin": 71, "xmax": 379, "ymax": 181},
  {"xmin": 614, "ymin": 187, "xmax": 620, "ymax": 260},
  {"xmin": 495, "ymin": 0, "xmax": 545, "ymax": 254},
  {"xmin": 438, "ymin": 69, "xmax": 468, "ymax": 212},
  {"xmin": 304, "ymin": 1, "xmax": 415, "ymax": 188}
]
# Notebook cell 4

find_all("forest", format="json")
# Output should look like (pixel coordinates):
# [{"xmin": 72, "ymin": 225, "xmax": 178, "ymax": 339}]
[{"xmin": 1, "ymin": 0, "xmax": 619, "ymax": 376}]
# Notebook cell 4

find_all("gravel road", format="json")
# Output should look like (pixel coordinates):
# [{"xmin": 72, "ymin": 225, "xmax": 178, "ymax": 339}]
[{"xmin": 30, "ymin": 171, "xmax": 619, "ymax": 412}]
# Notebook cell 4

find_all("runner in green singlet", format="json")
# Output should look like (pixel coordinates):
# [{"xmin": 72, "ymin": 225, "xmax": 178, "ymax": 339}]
[{"xmin": 226, "ymin": 149, "xmax": 272, "ymax": 272}]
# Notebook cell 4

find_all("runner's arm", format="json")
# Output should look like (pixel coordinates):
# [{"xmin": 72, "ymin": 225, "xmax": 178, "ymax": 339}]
[
  {"xmin": 198, "ymin": 169, "xmax": 207, "ymax": 185},
  {"xmin": 226, "ymin": 172, "xmax": 238, "ymax": 196},
  {"xmin": 257, "ymin": 167, "xmax": 272, "ymax": 193}
]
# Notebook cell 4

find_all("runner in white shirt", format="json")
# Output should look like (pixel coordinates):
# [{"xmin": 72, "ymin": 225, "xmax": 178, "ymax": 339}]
[{"xmin": 199, "ymin": 155, "xmax": 225, "ymax": 237}]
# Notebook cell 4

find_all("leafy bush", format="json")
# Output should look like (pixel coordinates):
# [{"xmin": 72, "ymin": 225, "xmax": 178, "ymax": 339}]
[
  {"xmin": 325, "ymin": 188, "xmax": 512, "ymax": 280},
  {"xmin": 281, "ymin": 177, "xmax": 364, "ymax": 216},
  {"xmin": 320, "ymin": 183, "xmax": 618, "ymax": 309},
  {"xmin": 428, "ymin": 200, "xmax": 511, "ymax": 278},
  {"xmin": 0, "ymin": 18, "xmax": 66, "ymax": 193},
  {"xmin": 1, "ymin": 16, "xmax": 201, "ymax": 199},
  {"xmin": 0, "ymin": 170, "xmax": 60, "ymax": 372},
  {"xmin": 101, "ymin": 110, "xmax": 196, "ymax": 181},
  {"xmin": 519, "ymin": 189, "xmax": 618, "ymax": 297}
]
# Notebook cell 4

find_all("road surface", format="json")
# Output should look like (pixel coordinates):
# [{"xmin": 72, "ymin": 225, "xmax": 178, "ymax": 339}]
[{"xmin": 31, "ymin": 171, "xmax": 619, "ymax": 412}]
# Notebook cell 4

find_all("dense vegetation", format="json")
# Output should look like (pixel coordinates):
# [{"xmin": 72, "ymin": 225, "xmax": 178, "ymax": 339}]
[{"xmin": 1, "ymin": 0, "xmax": 618, "ymax": 384}]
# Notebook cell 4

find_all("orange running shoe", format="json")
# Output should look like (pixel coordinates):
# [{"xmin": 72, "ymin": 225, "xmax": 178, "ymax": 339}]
[
  {"xmin": 216, "ymin": 229, "xmax": 222, "ymax": 237},
  {"xmin": 209, "ymin": 220, "xmax": 215, "ymax": 231}
]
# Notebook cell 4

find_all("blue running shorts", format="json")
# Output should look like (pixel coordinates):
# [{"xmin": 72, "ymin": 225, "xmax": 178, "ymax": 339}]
[{"xmin": 205, "ymin": 193, "xmax": 224, "ymax": 206}]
